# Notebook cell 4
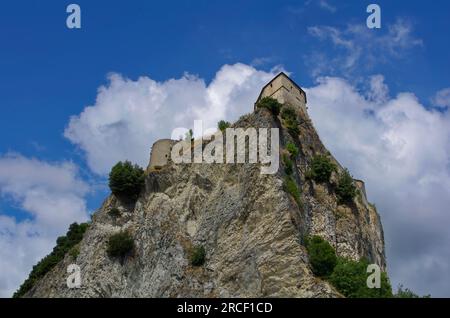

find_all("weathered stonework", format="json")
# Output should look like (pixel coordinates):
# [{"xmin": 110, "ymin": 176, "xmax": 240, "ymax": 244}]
[{"xmin": 148, "ymin": 139, "xmax": 175, "ymax": 171}]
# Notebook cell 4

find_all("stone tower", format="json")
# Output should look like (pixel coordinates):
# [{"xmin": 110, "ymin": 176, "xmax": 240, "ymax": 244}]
[
  {"xmin": 147, "ymin": 139, "xmax": 175, "ymax": 171},
  {"xmin": 254, "ymin": 72, "xmax": 308, "ymax": 116}
]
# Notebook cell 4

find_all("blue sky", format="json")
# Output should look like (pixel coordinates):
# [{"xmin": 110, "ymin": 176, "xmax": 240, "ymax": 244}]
[{"xmin": 1, "ymin": 0, "xmax": 450, "ymax": 297}]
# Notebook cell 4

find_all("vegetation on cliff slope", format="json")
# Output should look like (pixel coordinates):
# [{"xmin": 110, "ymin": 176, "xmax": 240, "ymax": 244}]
[
  {"xmin": 336, "ymin": 169, "xmax": 357, "ymax": 203},
  {"xmin": 306, "ymin": 235, "xmax": 393, "ymax": 298},
  {"xmin": 107, "ymin": 231, "xmax": 135, "ymax": 259},
  {"xmin": 256, "ymin": 96, "xmax": 281, "ymax": 116},
  {"xmin": 306, "ymin": 154, "xmax": 336, "ymax": 183},
  {"xmin": 109, "ymin": 161, "xmax": 145, "ymax": 201},
  {"xmin": 13, "ymin": 222, "xmax": 89, "ymax": 298}
]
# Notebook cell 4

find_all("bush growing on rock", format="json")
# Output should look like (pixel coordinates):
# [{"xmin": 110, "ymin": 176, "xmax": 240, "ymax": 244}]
[
  {"xmin": 282, "ymin": 153, "xmax": 294, "ymax": 175},
  {"xmin": 281, "ymin": 106, "xmax": 297, "ymax": 122},
  {"xmin": 109, "ymin": 161, "xmax": 145, "ymax": 201},
  {"xmin": 283, "ymin": 176, "xmax": 301, "ymax": 207},
  {"xmin": 305, "ymin": 235, "xmax": 337, "ymax": 277},
  {"xmin": 281, "ymin": 106, "xmax": 300, "ymax": 136},
  {"xmin": 286, "ymin": 142, "xmax": 299, "ymax": 158},
  {"xmin": 336, "ymin": 169, "xmax": 357, "ymax": 204},
  {"xmin": 107, "ymin": 231, "xmax": 135, "ymax": 258},
  {"xmin": 329, "ymin": 257, "xmax": 393, "ymax": 298},
  {"xmin": 256, "ymin": 97, "xmax": 281, "ymax": 116},
  {"xmin": 108, "ymin": 208, "xmax": 121, "ymax": 218},
  {"xmin": 217, "ymin": 120, "xmax": 231, "ymax": 132},
  {"xmin": 190, "ymin": 245, "xmax": 206, "ymax": 266},
  {"xmin": 307, "ymin": 155, "xmax": 336, "ymax": 183}
]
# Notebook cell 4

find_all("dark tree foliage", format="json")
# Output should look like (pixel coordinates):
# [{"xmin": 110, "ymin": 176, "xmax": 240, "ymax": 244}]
[
  {"xmin": 13, "ymin": 222, "xmax": 89, "ymax": 298},
  {"xmin": 108, "ymin": 208, "xmax": 121, "ymax": 218},
  {"xmin": 329, "ymin": 257, "xmax": 393, "ymax": 298},
  {"xmin": 306, "ymin": 235, "xmax": 337, "ymax": 277},
  {"xmin": 109, "ymin": 161, "xmax": 145, "ymax": 201},
  {"xmin": 256, "ymin": 97, "xmax": 282, "ymax": 116},
  {"xmin": 217, "ymin": 120, "xmax": 231, "ymax": 132},
  {"xmin": 190, "ymin": 245, "xmax": 206, "ymax": 266},
  {"xmin": 308, "ymin": 155, "xmax": 336, "ymax": 183},
  {"xmin": 336, "ymin": 169, "xmax": 357, "ymax": 204}
]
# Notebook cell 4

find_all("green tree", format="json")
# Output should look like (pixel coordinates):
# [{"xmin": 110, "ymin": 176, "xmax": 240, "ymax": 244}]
[
  {"xmin": 217, "ymin": 120, "xmax": 231, "ymax": 132},
  {"xmin": 256, "ymin": 97, "xmax": 282, "ymax": 116},
  {"xmin": 307, "ymin": 155, "xmax": 336, "ymax": 183},
  {"xmin": 329, "ymin": 257, "xmax": 393, "ymax": 298},
  {"xmin": 305, "ymin": 236, "xmax": 337, "ymax": 277},
  {"xmin": 109, "ymin": 161, "xmax": 145, "ymax": 201},
  {"xmin": 336, "ymin": 169, "xmax": 357, "ymax": 204}
]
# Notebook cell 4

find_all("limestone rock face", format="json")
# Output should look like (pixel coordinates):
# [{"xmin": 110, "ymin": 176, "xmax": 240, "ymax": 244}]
[{"xmin": 24, "ymin": 108, "xmax": 386, "ymax": 298}]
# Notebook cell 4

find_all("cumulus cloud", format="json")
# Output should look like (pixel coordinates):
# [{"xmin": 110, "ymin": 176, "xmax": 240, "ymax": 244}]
[
  {"xmin": 306, "ymin": 76, "xmax": 450, "ymax": 296},
  {"xmin": 0, "ymin": 154, "xmax": 89, "ymax": 297},
  {"xmin": 307, "ymin": 19, "xmax": 423, "ymax": 77},
  {"xmin": 64, "ymin": 63, "xmax": 279, "ymax": 175},
  {"xmin": 432, "ymin": 88, "xmax": 450, "ymax": 109}
]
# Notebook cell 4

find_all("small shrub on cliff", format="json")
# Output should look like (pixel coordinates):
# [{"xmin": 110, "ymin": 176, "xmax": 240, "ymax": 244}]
[
  {"xmin": 305, "ymin": 235, "xmax": 337, "ymax": 277},
  {"xmin": 283, "ymin": 176, "xmax": 301, "ymax": 206},
  {"xmin": 336, "ymin": 169, "xmax": 357, "ymax": 204},
  {"xmin": 286, "ymin": 142, "xmax": 299, "ymax": 158},
  {"xmin": 256, "ymin": 97, "xmax": 281, "ymax": 116},
  {"xmin": 329, "ymin": 257, "xmax": 393, "ymax": 298},
  {"xmin": 281, "ymin": 106, "xmax": 300, "ymax": 136},
  {"xmin": 217, "ymin": 120, "xmax": 231, "ymax": 132},
  {"xmin": 109, "ymin": 161, "xmax": 145, "ymax": 201},
  {"xmin": 190, "ymin": 245, "xmax": 206, "ymax": 266},
  {"xmin": 107, "ymin": 231, "xmax": 135, "ymax": 258},
  {"xmin": 307, "ymin": 155, "xmax": 336, "ymax": 183},
  {"xmin": 281, "ymin": 106, "xmax": 297, "ymax": 122},
  {"xmin": 108, "ymin": 208, "xmax": 121, "ymax": 218},
  {"xmin": 282, "ymin": 153, "xmax": 294, "ymax": 175}
]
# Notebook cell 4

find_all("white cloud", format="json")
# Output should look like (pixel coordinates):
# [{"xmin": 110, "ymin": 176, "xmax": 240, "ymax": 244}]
[
  {"xmin": 64, "ymin": 63, "xmax": 279, "ymax": 175},
  {"xmin": 307, "ymin": 19, "xmax": 422, "ymax": 77},
  {"xmin": 318, "ymin": 0, "xmax": 336, "ymax": 13},
  {"xmin": 432, "ymin": 88, "xmax": 450, "ymax": 109},
  {"xmin": 0, "ymin": 154, "xmax": 89, "ymax": 297},
  {"xmin": 306, "ymin": 76, "xmax": 450, "ymax": 296}
]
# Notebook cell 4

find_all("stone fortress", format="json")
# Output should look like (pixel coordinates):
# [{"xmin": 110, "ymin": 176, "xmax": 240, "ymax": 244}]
[{"xmin": 146, "ymin": 72, "xmax": 369, "ymax": 207}]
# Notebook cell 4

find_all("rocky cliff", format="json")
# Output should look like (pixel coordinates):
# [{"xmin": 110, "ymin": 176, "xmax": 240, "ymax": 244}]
[{"xmin": 22, "ymin": 106, "xmax": 386, "ymax": 298}]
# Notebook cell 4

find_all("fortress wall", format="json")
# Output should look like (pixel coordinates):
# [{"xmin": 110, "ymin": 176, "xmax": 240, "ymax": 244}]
[{"xmin": 148, "ymin": 139, "xmax": 175, "ymax": 170}]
